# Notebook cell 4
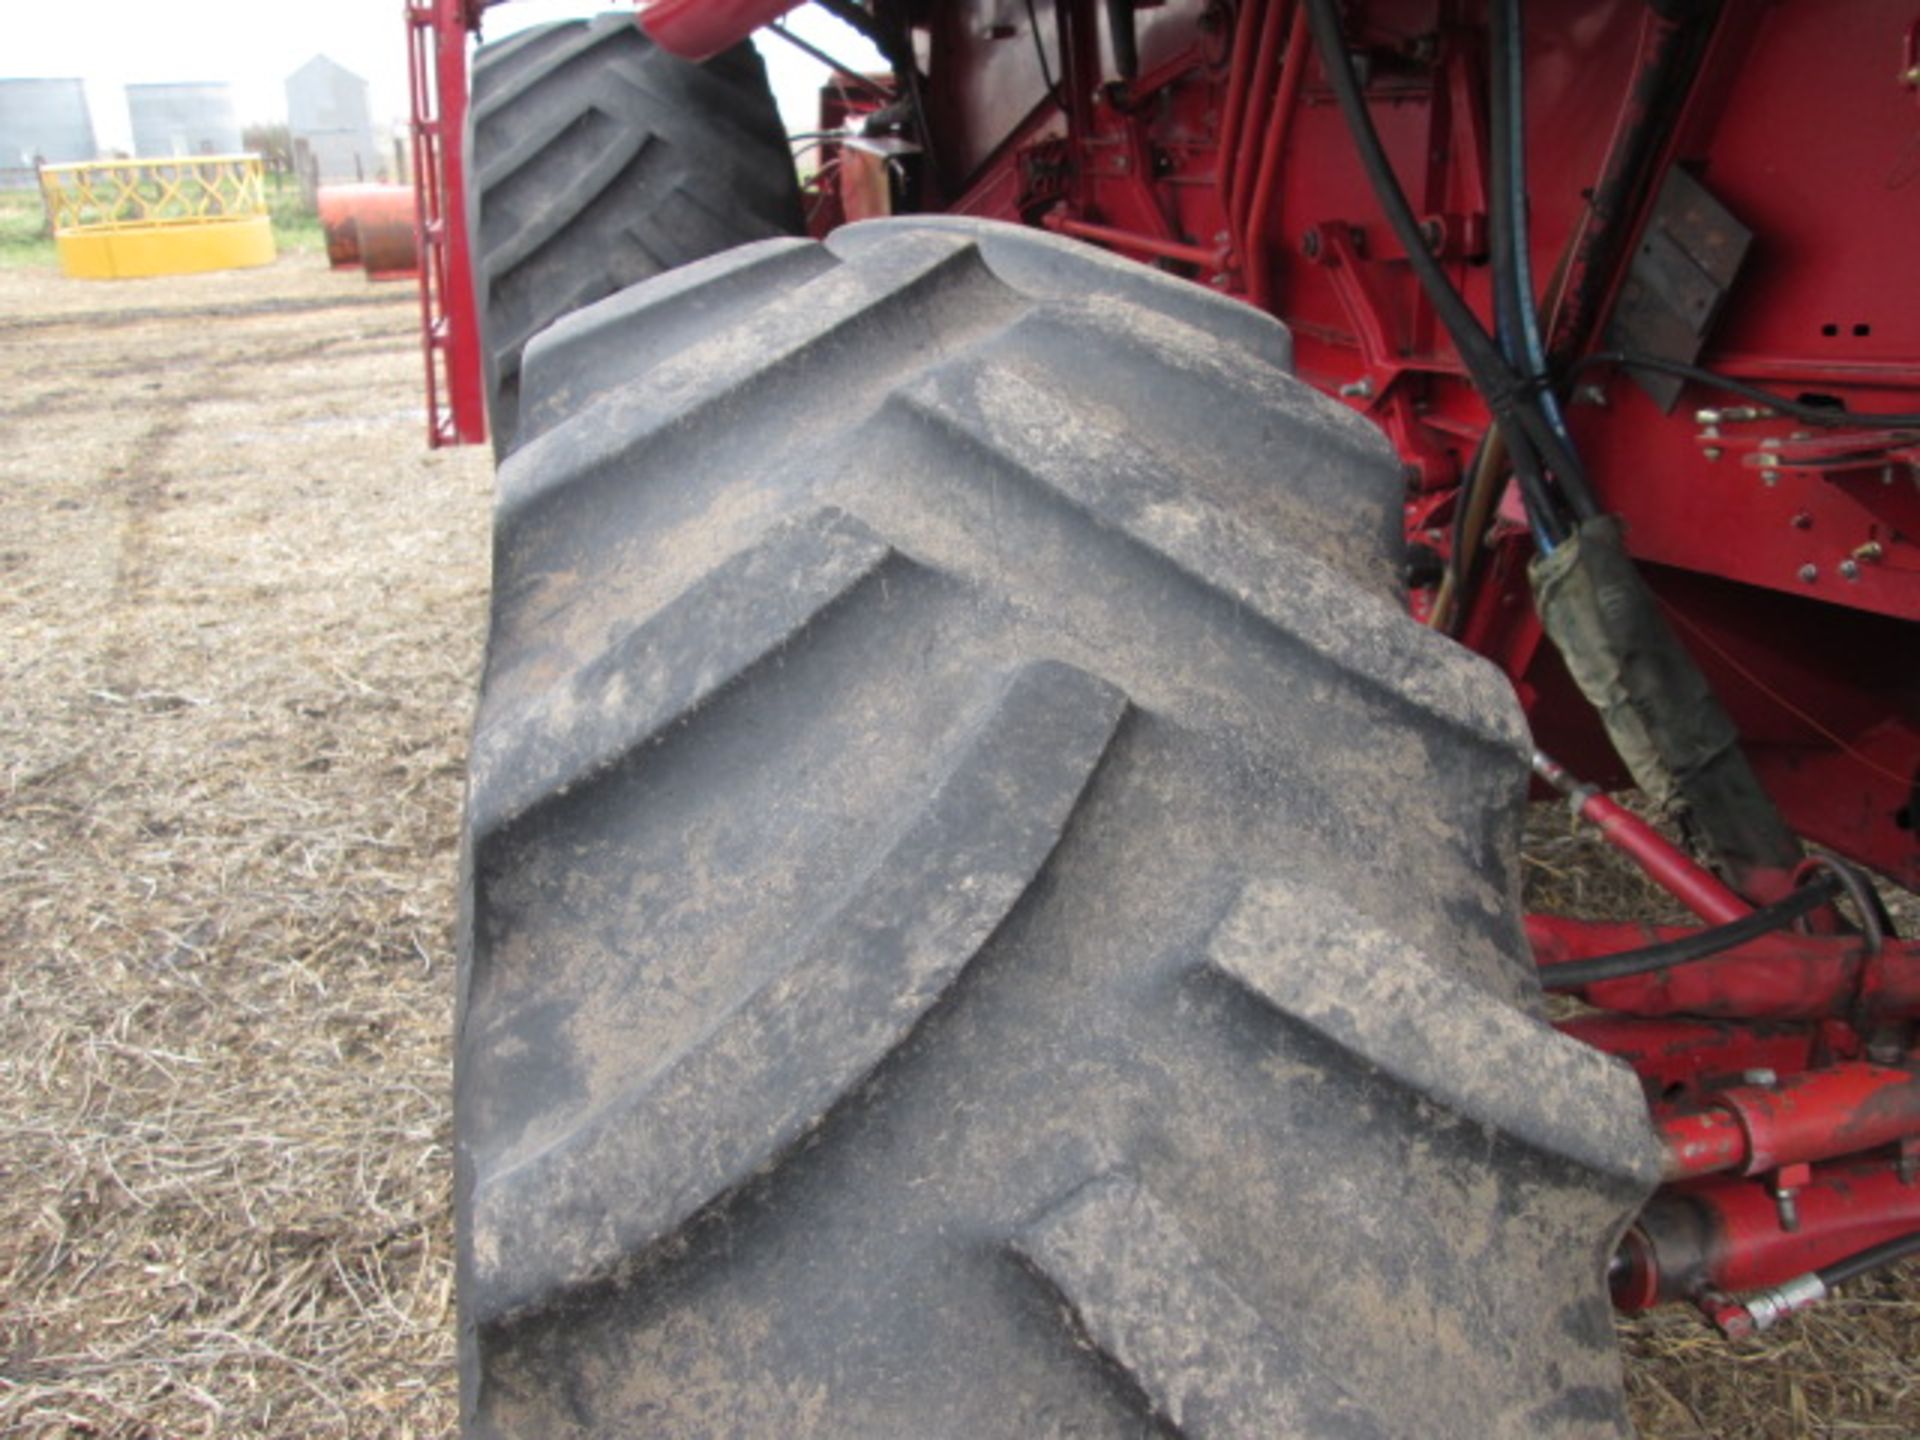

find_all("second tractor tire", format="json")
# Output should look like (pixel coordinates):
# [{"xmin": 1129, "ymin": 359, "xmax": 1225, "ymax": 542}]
[{"xmin": 466, "ymin": 13, "xmax": 803, "ymax": 456}]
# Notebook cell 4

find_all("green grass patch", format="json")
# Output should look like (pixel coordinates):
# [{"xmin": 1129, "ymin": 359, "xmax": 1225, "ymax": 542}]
[
  {"xmin": 0, "ymin": 189, "xmax": 57, "ymax": 269},
  {"xmin": 264, "ymin": 175, "xmax": 324, "ymax": 257}
]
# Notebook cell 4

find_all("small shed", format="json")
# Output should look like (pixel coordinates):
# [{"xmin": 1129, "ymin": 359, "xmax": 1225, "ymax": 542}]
[{"xmin": 287, "ymin": 56, "xmax": 381, "ymax": 183}]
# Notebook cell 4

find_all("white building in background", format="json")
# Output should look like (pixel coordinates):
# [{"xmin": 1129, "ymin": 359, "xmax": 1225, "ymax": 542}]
[
  {"xmin": 127, "ymin": 81, "xmax": 242, "ymax": 157},
  {"xmin": 287, "ymin": 55, "xmax": 381, "ymax": 183},
  {"xmin": 0, "ymin": 77, "xmax": 97, "ymax": 183}
]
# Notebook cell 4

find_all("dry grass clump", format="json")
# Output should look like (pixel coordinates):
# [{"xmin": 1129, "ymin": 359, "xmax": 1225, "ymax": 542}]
[
  {"xmin": 1527, "ymin": 801, "xmax": 1920, "ymax": 1438},
  {"xmin": 0, "ymin": 260, "xmax": 490, "ymax": 1437}
]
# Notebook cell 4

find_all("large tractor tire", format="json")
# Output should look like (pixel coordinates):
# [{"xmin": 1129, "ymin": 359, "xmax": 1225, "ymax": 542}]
[
  {"xmin": 467, "ymin": 14, "xmax": 803, "ymax": 456},
  {"xmin": 458, "ymin": 218, "xmax": 1663, "ymax": 1437}
]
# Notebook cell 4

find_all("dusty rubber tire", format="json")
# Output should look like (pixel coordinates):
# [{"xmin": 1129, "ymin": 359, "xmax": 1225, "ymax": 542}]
[
  {"xmin": 457, "ymin": 219, "xmax": 1662, "ymax": 1438},
  {"xmin": 466, "ymin": 13, "xmax": 802, "ymax": 456}
]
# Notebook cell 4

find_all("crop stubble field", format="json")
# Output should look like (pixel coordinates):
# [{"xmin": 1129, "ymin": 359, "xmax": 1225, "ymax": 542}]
[{"xmin": 0, "ymin": 253, "xmax": 1912, "ymax": 1437}]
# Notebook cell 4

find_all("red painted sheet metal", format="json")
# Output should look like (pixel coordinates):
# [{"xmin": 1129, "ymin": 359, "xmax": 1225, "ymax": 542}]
[{"xmin": 635, "ymin": 0, "xmax": 803, "ymax": 60}]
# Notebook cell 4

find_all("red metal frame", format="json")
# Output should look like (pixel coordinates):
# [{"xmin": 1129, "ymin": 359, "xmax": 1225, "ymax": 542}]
[
  {"xmin": 636, "ymin": 0, "xmax": 803, "ymax": 60},
  {"xmin": 407, "ymin": 0, "xmax": 487, "ymax": 448},
  {"xmin": 843, "ymin": 0, "xmax": 1920, "ymax": 886},
  {"xmin": 834, "ymin": 0, "xmax": 1920, "ymax": 888}
]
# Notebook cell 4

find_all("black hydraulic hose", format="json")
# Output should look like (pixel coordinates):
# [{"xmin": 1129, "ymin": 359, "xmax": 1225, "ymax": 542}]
[
  {"xmin": 1816, "ymin": 1230, "xmax": 1920, "ymax": 1289},
  {"xmin": 1538, "ymin": 873, "xmax": 1842, "ymax": 990},
  {"xmin": 1022, "ymin": 0, "xmax": 1058, "ymax": 97},
  {"xmin": 1490, "ymin": 0, "xmax": 1597, "ymax": 522},
  {"xmin": 1484, "ymin": 0, "xmax": 1570, "ymax": 550},
  {"xmin": 1485, "ymin": 0, "xmax": 1530, "ymax": 396},
  {"xmin": 1303, "ymin": 0, "xmax": 1577, "ymax": 547},
  {"xmin": 1499, "ymin": 406, "xmax": 1560, "ymax": 554},
  {"xmin": 766, "ymin": 23, "xmax": 896, "ymax": 99},
  {"xmin": 1104, "ymin": 0, "xmax": 1139, "ymax": 80},
  {"xmin": 1571, "ymin": 350, "xmax": 1920, "ymax": 430}
]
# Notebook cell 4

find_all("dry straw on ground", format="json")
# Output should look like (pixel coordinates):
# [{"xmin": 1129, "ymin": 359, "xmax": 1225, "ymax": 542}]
[
  {"xmin": 0, "ymin": 253, "xmax": 1912, "ymax": 1438},
  {"xmin": 1, "ymin": 260, "xmax": 489, "ymax": 1438}
]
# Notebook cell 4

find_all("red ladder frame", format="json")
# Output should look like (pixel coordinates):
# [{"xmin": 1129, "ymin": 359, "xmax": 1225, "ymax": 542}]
[{"xmin": 408, "ymin": 0, "xmax": 488, "ymax": 448}]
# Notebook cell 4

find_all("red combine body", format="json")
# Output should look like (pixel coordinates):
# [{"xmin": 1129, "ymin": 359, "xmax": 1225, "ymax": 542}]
[{"xmin": 421, "ymin": 2, "xmax": 1920, "ymax": 1433}]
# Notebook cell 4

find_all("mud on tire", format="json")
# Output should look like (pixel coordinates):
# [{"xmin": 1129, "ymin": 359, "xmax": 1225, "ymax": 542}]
[{"xmin": 458, "ymin": 217, "xmax": 1662, "ymax": 1437}]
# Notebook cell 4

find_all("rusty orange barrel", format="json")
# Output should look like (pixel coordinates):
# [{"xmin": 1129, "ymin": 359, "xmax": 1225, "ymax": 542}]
[
  {"xmin": 352, "ymin": 185, "xmax": 420, "ymax": 280},
  {"xmin": 316, "ymin": 184, "xmax": 418, "ymax": 278},
  {"xmin": 317, "ymin": 183, "xmax": 379, "ymax": 268}
]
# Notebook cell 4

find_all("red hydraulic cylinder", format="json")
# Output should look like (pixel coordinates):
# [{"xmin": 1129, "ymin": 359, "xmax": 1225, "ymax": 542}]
[
  {"xmin": 1525, "ymin": 913, "xmax": 1920, "ymax": 1021},
  {"xmin": 1576, "ymin": 792, "xmax": 1750, "ymax": 925},
  {"xmin": 1530, "ymin": 751, "xmax": 1750, "ymax": 925},
  {"xmin": 1042, "ymin": 214, "xmax": 1229, "ymax": 270},
  {"xmin": 1557, "ymin": 1015, "xmax": 1826, "ymax": 1100},
  {"xmin": 1659, "ymin": 1063, "xmax": 1920, "ymax": 1181},
  {"xmin": 1616, "ymin": 1161, "xmax": 1920, "ymax": 1307}
]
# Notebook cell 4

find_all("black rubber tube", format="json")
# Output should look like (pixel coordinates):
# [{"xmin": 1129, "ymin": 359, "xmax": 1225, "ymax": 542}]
[
  {"xmin": 1303, "ymin": 0, "xmax": 1576, "ymax": 545},
  {"xmin": 1539, "ymin": 874, "xmax": 1842, "ymax": 990},
  {"xmin": 1105, "ymin": 0, "xmax": 1139, "ymax": 79},
  {"xmin": 1485, "ymin": 0, "xmax": 1577, "ymax": 547},
  {"xmin": 1487, "ymin": 0, "xmax": 1531, "ymax": 393},
  {"xmin": 1022, "ymin": 0, "xmax": 1057, "ymax": 95},
  {"xmin": 1490, "ymin": 0, "xmax": 1597, "ymax": 522},
  {"xmin": 1816, "ymin": 1230, "xmax": 1920, "ymax": 1289}
]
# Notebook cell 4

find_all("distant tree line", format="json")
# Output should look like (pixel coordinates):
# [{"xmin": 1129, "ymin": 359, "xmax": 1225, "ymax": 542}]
[{"xmin": 242, "ymin": 123, "xmax": 293, "ymax": 174}]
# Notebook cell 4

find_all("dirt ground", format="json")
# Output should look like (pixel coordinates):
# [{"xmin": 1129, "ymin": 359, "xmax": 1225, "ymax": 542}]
[
  {"xmin": 0, "ymin": 256, "xmax": 488, "ymax": 1438},
  {"xmin": 0, "ymin": 252, "xmax": 1912, "ymax": 1438}
]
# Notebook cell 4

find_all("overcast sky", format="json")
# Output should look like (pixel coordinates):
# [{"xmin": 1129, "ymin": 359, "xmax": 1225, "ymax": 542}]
[{"xmin": 6, "ymin": 0, "xmax": 885, "ymax": 152}]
